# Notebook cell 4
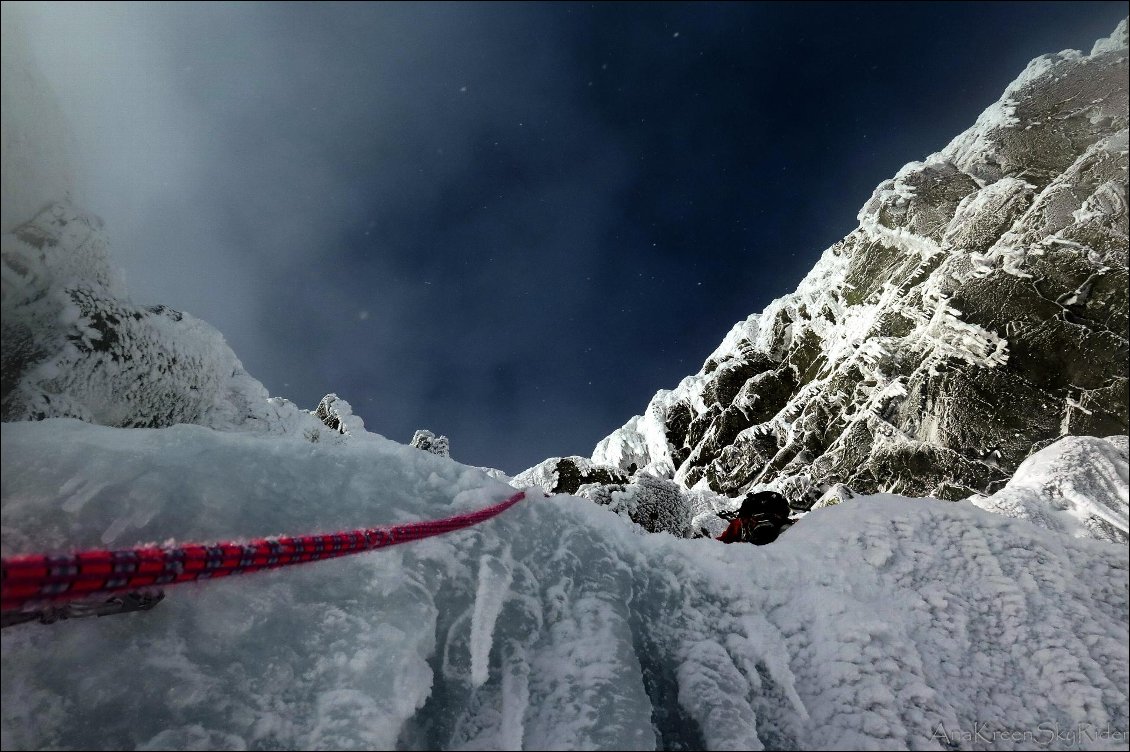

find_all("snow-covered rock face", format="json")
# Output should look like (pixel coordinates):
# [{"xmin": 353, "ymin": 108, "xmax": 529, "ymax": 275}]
[
  {"xmin": 0, "ymin": 203, "xmax": 348, "ymax": 441},
  {"xmin": 588, "ymin": 20, "xmax": 1130, "ymax": 506}
]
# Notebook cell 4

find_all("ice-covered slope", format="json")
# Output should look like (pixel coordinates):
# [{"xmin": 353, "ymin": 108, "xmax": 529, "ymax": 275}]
[
  {"xmin": 2, "ymin": 419, "xmax": 1128, "ymax": 750},
  {"xmin": 585, "ymin": 20, "xmax": 1129, "ymax": 506},
  {"xmin": 969, "ymin": 434, "xmax": 1129, "ymax": 543}
]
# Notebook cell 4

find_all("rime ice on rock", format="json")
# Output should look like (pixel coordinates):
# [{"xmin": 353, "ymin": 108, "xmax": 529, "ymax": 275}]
[
  {"xmin": 577, "ymin": 472, "xmax": 695, "ymax": 538},
  {"xmin": 573, "ymin": 19, "xmax": 1130, "ymax": 509},
  {"xmin": 314, "ymin": 394, "xmax": 347, "ymax": 434},
  {"xmin": 411, "ymin": 429, "xmax": 451, "ymax": 458},
  {"xmin": 513, "ymin": 456, "xmax": 629, "ymax": 495}
]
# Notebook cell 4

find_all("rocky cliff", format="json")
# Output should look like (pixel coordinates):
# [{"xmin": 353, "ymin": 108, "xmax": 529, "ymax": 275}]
[{"xmin": 528, "ymin": 20, "xmax": 1129, "ymax": 513}]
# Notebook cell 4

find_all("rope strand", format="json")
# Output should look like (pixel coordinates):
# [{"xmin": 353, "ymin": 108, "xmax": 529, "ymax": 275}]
[{"xmin": 1, "ymin": 491, "xmax": 526, "ymax": 613}]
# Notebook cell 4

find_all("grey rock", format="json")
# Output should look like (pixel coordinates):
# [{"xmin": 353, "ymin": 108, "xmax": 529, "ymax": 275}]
[
  {"xmin": 314, "ymin": 394, "xmax": 347, "ymax": 434},
  {"xmin": 513, "ymin": 456, "xmax": 630, "ymax": 495},
  {"xmin": 410, "ymin": 429, "xmax": 450, "ymax": 458},
  {"xmin": 588, "ymin": 20, "xmax": 1128, "ymax": 512}
]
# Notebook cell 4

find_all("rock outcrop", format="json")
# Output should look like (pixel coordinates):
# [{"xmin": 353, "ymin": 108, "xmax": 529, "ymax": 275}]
[
  {"xmin": 513, "ymin": 456, "xmax": 630, "ymax": 495},
  {"xmin": 410, "ymin": 429, "xmax": 451, "ymax": 458},
  {"xmin": 579, "ymin": 20, "xmax": 1129, "ymax": 509}
]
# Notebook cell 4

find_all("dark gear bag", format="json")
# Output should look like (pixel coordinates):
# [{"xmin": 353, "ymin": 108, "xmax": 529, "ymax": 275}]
[{"xmin": 741, "ymin": 515, "xmax": 783, "ymax": 545}]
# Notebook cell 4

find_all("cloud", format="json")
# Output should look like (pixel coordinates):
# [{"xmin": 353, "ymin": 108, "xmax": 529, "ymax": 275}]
[{"xmin": 9, "ymin": 2, "xmax": 640, "ymax": 470}]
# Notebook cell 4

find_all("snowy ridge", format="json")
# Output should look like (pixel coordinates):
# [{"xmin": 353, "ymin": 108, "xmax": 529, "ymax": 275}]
[
  {"xmin": 583, "ymin": 19, "xmax": 1129, "ymax": 506},
  {"xmin": 1, "ymin": 202, "xmax": 359, "ymax": 441},
  {"xmin": 2, "ymin": 419, "xmax": 1127, "ymax": 750},
  {"xmin": 969, "ymin": 435, "xmax": 1129, "ymax": 543}
]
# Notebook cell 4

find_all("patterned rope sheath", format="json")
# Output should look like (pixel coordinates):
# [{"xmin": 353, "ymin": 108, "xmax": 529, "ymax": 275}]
[{"xmin": 1, "ymin": 490, "xmax": 526, "ymax": 617}]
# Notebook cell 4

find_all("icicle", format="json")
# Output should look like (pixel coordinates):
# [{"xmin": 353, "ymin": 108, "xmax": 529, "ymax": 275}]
[{"xmin": 470, "ymin": 551, "xmax": 513, "ymax": 688}]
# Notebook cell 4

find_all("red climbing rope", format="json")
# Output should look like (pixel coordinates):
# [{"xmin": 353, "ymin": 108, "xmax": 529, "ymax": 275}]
[{"xmin": 1, "ymin": 490, "xmax": 526, "ymax": 614}]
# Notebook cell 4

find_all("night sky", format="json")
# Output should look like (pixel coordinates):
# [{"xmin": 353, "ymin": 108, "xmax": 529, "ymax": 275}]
[{"xmin": 12, "ymin": 2, "xmax": 1127, "ymax": 473}]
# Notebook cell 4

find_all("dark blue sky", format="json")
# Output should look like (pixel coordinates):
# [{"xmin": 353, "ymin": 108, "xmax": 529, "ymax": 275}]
[{"xmin": 15, "ymin": 2, "xmax": 1127, "ymax": 472}]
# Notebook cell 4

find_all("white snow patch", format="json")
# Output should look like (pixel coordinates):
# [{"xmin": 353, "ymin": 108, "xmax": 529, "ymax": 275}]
[{"xmin": 968, "ymin": 435, "xmax": 1129, "ymax": 543}]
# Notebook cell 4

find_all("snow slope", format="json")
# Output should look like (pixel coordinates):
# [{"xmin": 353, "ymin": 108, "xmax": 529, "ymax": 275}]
[
  {"xmin": 2, "ymin": 419, "xmax": 1128, "ymax": 750},
  {"xmin": 969, "ymin": 435, "xmax": 1129, "ymax": 543}
]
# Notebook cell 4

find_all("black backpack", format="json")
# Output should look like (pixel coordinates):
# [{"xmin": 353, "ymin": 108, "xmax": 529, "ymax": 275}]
[
  {"xmin": 737, "ymin": 491, "xmax": 791, "ymax": 545},
  {"xmin": 740, "ymin": 515, "xmax": 783, "ymax": 545}
]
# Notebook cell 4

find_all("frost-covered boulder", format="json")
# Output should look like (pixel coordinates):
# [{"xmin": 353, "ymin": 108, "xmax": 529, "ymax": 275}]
[
  {"xmin": 810, "ymin": 483, "xmax": 856, "ymax": 510},
  {"xmin": 512, "ymin": 455, "xmax": 629, "ymax": 495},
  {"xmin": 589, "ymin": 20, "xmax": 1129, "ymax": 506},
  {"xmin": 577, "ymin": 475, "xmax": 741, "ymax": 539},
  {"xmin": 577, "ymin": 472, "xmax": 694, "ymax": 538},
  {"xmin": 313, "ymin": 394, "xmax": 347, "ymax": 433},
  {"xmin": 303, "ymin": 393, "xmax": 369, "ymax": 443},
  {"xmin": 967, "ymin": 434, "xmax": 1129, "ymax": 543},
  {"xmin": 411, "ymin": 429, "xmax": 451, "ymax": 458}
]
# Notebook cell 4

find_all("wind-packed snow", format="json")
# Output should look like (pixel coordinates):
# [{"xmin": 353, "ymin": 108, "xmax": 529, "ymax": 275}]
[
  {"xmin": 3, "ymin": 419, "xmax": 1128, "ymax": 750},
  {"xmin": 968, "ymin": 435, "xmax": 1129, "ymax": 543}
]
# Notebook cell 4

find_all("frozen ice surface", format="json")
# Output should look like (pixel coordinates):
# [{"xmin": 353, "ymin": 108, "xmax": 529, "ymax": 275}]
[{"xmin": 3, "ymin": 419, "xmax": 1127, "ymax": 750}]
